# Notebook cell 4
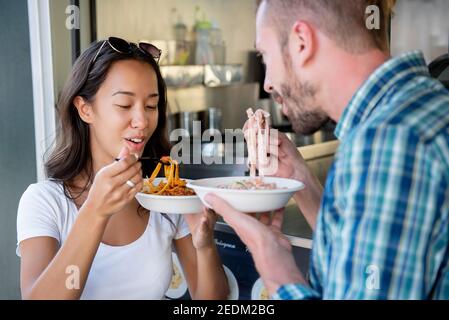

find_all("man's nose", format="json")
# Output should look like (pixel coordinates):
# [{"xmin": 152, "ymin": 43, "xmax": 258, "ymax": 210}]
[{"xmin": 264, "ymin": 78, "xmax": 274, "ymax": 93}]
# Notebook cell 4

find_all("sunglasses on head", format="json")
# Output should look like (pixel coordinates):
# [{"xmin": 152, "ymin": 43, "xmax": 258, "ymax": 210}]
[{"xmin": 92, "ymin": 36, "xmax": 162, "ymax": 65}]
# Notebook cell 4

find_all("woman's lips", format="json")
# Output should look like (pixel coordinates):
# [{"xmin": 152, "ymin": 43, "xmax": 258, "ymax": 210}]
[{"xmin": 125, "ymin": 139, "xmax": 145, "ymax": 152}]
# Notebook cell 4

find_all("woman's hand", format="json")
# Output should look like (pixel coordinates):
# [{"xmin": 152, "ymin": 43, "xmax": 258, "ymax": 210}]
[
  {"xmin": 184, "ymin": 208, "xmax": 218, "ymax": 251},
  {"xmin": 83, "ymin": 147, "xmax": 143, "ymax": 218}
]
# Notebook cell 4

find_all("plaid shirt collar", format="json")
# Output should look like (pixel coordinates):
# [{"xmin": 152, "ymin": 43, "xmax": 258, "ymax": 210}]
[{"xmin": 334, "ymin": 51, "xmax": 430, "ymax": 140}]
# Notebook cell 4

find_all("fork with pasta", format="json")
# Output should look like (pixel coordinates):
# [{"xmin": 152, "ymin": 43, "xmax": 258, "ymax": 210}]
[{"xmin": 142, "ymin": 156, "xmax": 195, "ymax": 196}]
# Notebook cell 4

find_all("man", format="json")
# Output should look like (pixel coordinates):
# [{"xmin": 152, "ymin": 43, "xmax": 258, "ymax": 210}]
[{"xmin": 205, "ymin": 0, "xmax": 449, "ymax": 299}]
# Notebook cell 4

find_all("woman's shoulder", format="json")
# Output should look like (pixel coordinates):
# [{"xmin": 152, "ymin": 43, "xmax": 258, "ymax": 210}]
[
  {"xmin": 19, "ymin": 179, "xmax": 69, "ymax": 214},
  {"xmin": 17, "ymin": 179, "xmax": 75, "ymax": 233},
  {"xmin": 17, "ymin": 180, "xmax": 68, "ymax": 253},
  {"xmin": 156, "ymin": 212, "xmax": 185, "ymax": 224},
  {"xmin": 150, "ymin": 211, "xmax": 185, "ymax": 229},
  {"xmin": 150, "ymin": 212, "xmax": 190, "ymax": 240},
  {"xmin": 22, "ymin": 179, "xmax": 65, "ymax": 200}
]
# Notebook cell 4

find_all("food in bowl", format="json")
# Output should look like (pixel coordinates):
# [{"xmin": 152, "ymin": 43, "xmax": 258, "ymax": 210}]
[
  {"xmin": 260, "ymin": 287, "xmax": 269, "ymax": 300},
  {"xmin": 187, "ymin": 176, "xmax": 304, "ymax": 213},
  {"xmin": 251, "ymin": 278, "xmax": 270, "ymax": 300},
  {"xmin": 218, "ymin": 177, "xmax": 281, "ymax": 190},
  {"xmin": 142, "ymin": 156, "xmax": 195, "ymax": 196},
  {"xmin": 170, "ymin": 262, "xmax": 183, "ymax": 290},
  {"xmin": 165, "ymin": 252, "xmax": 188, "ymax": 299}
]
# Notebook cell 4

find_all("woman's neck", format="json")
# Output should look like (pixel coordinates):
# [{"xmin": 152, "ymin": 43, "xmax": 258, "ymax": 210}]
[
  {"xmin": 66, "ymin": 171, "xmax": 92, "ymax": 209},
  {"xmin": 92, "ymin": 155, "xmax": 112, "ymax": 176}
]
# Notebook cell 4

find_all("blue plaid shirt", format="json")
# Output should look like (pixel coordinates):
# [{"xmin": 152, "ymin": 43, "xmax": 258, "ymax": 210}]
[{"xmin": 273, "ymin": 51, "xmax": 449, "ymax": 299}]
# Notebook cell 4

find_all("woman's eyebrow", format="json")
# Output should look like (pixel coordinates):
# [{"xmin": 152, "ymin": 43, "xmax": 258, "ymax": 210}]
[
  {"xmin": 112, "ymin": 91, "xmax": 134, "ymax": 97},
  {"xmin": 111, "ymin": 91, "xmax": 158, "ymax": 98}
]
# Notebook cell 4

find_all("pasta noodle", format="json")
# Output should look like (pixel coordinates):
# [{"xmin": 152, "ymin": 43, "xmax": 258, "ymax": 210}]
[
  {"xmin": 212, "ymin": 108, "xmax": 279, "ymax": 191},
  {"xmin": 246, "ymin": 108, "xmax": 270, "ymax": 177},
  {"xmin": 142, "ymin": 156, "xmax": 195, "ymax": 196}
]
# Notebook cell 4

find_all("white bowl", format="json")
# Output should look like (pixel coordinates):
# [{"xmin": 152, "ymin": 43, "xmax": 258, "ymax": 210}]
[
  {"xmin": 165, "ymin": 252, "xmax": 188, "ymax": 299},
  {"xmin": 135, "ymin": 178, "xmax": 203, "ymax": 214},
  {"xmin": 223, "ymin": 265, "xmax": 239, "ymax": 300},
  {"xmin": 187, "ymin": 176, "xmax": 304, "ymax": 213},
  {"xmin": 251, "ymin": 277, "xmax": 270, "ymax": 300}
]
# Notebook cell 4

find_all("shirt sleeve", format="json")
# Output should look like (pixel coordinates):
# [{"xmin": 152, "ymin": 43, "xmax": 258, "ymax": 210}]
[
  {"xmin": 16, "ymin": 183, "xmax": 60, "ymax": 257},
  {"xmin": 173, "ymin": 215, "xmax": 191, "ymax": 240},
  {"xmin": 320, "ymin": 126, "xmax": 448, "ymax": 299},
  {"xmin": 272, "ymin": 284, "xmax": 321, "ymax": 300}
]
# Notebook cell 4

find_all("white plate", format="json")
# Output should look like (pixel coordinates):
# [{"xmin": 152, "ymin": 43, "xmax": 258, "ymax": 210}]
[
  {"xmin": 187, "ymin": 176, "xmax": 304, "ymax": 213},
  {"xmin": 165, "ymin": 252, "xmax": 188, "ymax": 299},
  {"xmin": 224, "ymin": 265, "xmax": 239, "ymax": 300},
  {"xmin": 251, "ymin": 277, "xmax": 270, "ymax": 300},
  {"xmin": 135, "ymin": 178, "xmax": 203, "ymax": 214}
]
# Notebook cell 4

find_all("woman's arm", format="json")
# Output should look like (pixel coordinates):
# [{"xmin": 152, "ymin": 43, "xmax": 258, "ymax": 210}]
[
  {"xmin": 20, "ymin": 150, "xmax": 143, "ymax": 299},
  {"xmin": 174, "ymin": 210, "xmax": 229, "ymax": 300},
  {"xmin": 174, "ymin": 235, "xmax": 228, "ymax": 300},
  {"xmin": 20, "ymin": 207, "xmax": 109, "ymax": 299}
]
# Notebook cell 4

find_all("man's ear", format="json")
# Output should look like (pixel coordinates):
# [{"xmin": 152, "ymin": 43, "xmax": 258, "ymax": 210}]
[
  {"xmin": 289, "ymin": 21, "xmax": 315, "ymax": 67},
  {"xmin": 73, "ymin": 96, "xmax": 94, "ymax": 124}
]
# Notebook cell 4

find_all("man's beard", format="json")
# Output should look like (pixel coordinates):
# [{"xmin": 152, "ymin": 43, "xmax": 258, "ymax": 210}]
[{"xmin": 275, "ymin": 55, "xmax": 329, "ymax": 135}]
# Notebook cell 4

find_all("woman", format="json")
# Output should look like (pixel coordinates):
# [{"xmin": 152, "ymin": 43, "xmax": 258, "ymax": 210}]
[{"xmin": 16, "ymin": 37, "xmax": 228, "ymax": 299}]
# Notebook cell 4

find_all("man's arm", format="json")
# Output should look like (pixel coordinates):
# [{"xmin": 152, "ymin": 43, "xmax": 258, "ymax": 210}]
[{"xmin": 205, "ymin": 195, "xmax": 322, "ymax": 299}]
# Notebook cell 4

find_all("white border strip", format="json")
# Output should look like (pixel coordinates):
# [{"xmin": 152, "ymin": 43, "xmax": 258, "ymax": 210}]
[{"xmin": 27, "ymin": 0, "xmax": 56, "ymax": 182}]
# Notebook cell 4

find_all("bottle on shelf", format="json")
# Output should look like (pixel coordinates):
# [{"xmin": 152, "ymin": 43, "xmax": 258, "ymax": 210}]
[
  {"xmin": 193, "ymin": 6, "xmax": 214, "ymax": 65},
  {"xmin": 171, "ymin": 7, "xmax": 189, "ymax": 65}
]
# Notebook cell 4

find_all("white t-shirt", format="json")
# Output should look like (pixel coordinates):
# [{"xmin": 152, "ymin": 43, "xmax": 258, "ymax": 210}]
[{"xmin": 16, "ymin": 179, "xmax": 191, "ymax": 300}]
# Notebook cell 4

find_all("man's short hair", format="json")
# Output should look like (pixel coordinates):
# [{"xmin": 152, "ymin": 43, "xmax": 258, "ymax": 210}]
[{"xmin": 259, "ymin": 0, "xmax": 396, "ymax": 53}]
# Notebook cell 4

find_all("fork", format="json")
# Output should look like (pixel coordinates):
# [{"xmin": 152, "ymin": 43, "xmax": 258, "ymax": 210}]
[{"xmin": 115, "ymin": 156, "xmax": 171, "ymax": 165}]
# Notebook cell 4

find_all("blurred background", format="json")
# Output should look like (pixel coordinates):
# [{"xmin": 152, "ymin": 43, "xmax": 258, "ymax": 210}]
[{"xmin": 1, "ymin": 0, "xmax": 448, "ymax": 299}]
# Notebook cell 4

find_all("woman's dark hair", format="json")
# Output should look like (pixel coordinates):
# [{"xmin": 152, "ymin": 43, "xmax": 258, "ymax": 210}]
[{"xmin": 45, "ymin": 40, "xmax": 172, "ymax": 214}]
